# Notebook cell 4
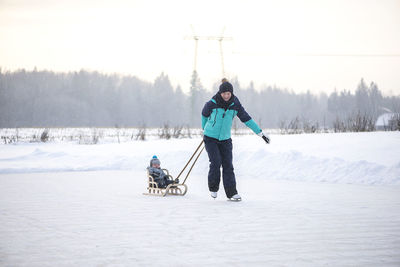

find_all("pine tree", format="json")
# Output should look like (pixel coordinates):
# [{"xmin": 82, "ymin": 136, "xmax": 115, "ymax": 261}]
[{"xmin": 189, "ymin": 70, "xmax": 206, "ymax": 127}]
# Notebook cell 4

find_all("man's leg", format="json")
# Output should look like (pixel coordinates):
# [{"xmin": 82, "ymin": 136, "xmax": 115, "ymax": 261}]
[
  {"xmin": 204, "ymin": 137, "xmax": 222, "ymax": 193},
  {"xmin": 220, "ymin": 139, "xmax": 238, "ymax": 198}
]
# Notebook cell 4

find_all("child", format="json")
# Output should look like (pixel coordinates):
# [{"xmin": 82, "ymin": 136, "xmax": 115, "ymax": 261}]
[{"xmin": 147, "ymin": 155, "xmax": 179, "ymax": 188}]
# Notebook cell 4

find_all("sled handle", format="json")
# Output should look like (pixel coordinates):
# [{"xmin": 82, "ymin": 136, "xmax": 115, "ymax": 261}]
[
  {"xmin": 182, "ymin": 145, "xmax": 205, "ymax": 185},
  {"xmin": 176, "ymin": 140, "xmax": 204, "ymax": 183}
]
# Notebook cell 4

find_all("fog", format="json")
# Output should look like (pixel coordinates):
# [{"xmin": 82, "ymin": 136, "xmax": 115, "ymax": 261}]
[{"xmin": 1, "ymin": 68, "xmax": 399, "ymax": 129}]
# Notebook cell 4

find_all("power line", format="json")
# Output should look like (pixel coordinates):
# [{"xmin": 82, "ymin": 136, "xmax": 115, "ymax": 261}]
[{"xmin": 230, "ymin": 52, "xmax": 400, "ymax": 58}]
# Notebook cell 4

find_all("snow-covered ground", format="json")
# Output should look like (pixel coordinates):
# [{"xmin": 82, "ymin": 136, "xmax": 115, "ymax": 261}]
[
  {"xmin": 1, "ymin": 132, "xmax": 400, "ymax": 266},
  {"xmin": 1, "ymin": 131, "xmax": 399, "ymax": 185}
]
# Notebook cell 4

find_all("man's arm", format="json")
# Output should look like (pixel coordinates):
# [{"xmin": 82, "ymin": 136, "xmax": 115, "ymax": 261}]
[
  {"xmin": 201, "ymin": 101, "xmax": 213, "ymax": 130},
  {"xmin": 236, "ymin": 101, "xmax": 262, "ymax": 134}
]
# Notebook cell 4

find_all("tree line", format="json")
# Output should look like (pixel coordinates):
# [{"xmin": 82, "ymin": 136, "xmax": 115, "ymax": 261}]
[{"xmin": 0, "ymin": 68, "xmax": 399, "ymax": 129}]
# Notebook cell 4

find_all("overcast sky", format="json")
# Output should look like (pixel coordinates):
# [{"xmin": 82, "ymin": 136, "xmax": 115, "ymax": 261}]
[{"xmin": 1, "ymin": 0, "xmax": 399, "ymax": 95}]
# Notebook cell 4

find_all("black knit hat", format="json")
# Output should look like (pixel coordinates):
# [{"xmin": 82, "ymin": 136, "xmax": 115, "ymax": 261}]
[{"xmin": 218, "ymin": 81, "xmax": 233, "ymax": 94}]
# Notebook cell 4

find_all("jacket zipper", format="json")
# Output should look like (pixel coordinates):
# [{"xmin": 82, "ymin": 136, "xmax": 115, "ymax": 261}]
[{"xmin": 212, "ymin": 109, "xmax": 218, "ymax": 127}]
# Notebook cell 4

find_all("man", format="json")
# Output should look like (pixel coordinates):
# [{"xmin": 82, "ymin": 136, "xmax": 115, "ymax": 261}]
[{"xmin": 201, "ymin": 79, "xmax": 270, "ymax": 201}]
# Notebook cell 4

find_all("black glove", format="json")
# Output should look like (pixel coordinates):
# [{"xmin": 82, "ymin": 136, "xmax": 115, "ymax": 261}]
[{"xmin": 258, "ymin": 132, "xmax": 270, "ymax": 144}]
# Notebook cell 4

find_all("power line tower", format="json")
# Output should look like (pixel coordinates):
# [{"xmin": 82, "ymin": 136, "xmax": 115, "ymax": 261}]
[{"xmin": 185, "ymin": 26, "xmax": 233, "ymax": 77}]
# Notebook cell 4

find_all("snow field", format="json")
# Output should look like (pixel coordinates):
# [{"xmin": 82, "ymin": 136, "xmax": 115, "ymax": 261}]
[
  {"xmin": 1, "ymin": 131, "xmax": 400, "ymax": 266},
  {"xmin": 0, "ymin": 171, "xmax": 399, "ymax": 266},
  {"xmin": 1, "ymin": 131, "xmax": 399, "ymax": 185}
]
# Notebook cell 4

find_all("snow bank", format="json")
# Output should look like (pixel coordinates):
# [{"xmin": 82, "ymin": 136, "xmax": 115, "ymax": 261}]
[
  {"xmin": 0, "ymin": 132, "xmax": 399, "ymax": 185},
  {"xmin": 234, "ymin": 132, "xmax": 400, "ymax": 186}
]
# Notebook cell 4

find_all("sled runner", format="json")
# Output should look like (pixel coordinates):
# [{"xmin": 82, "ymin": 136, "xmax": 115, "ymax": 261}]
[{"xmin": 143, "ymin": 168, "xmax": 188, "ymax": 197}]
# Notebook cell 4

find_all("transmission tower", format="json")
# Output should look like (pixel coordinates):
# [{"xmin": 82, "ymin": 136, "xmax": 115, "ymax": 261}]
[{"xmin": 185, "ymin": 26, "xmax": 233, "ymax": 77}]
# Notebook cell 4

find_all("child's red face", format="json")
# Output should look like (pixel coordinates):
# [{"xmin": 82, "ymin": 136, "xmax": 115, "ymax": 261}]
[{"xmin": 152, "ymin": 163, "xmax": 160, "ymax": 169}]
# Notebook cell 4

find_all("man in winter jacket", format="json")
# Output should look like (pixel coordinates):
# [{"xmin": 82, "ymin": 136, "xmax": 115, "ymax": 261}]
[{"xmin": 201, "ymin": 79, "xmax": 270, "ymax": 200}]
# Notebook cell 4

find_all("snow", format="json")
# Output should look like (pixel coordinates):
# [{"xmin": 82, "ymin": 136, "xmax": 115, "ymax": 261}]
[
  {"xmin": 1, "ymin": 171, "xmax": 400, "ymax": 266},
  {"xmin": 376, "ymin": 113, "xmax": 399, "ymax": 127},
  {"xmin": 1, "ymin": 131, "xmax": 400, "ymax": 266},
  {"xmin": 1, "ymin": 131, "xmax": 399, "ymax": 185}
]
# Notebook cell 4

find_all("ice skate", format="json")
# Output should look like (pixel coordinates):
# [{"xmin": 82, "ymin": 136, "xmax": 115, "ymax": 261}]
[{"xmin": 228, "ymin": 194, "xmax": 241, "ymax": 202}]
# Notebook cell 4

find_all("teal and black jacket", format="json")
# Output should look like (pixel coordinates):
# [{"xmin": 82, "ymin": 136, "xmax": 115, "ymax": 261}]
[{"xmin": 201, "ymin": 95, "xmax": 262, "ymax": 141}]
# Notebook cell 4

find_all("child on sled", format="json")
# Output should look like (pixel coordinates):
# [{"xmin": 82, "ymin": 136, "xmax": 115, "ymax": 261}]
[{"xmin": 147, "ymin": 155, "xmax": 179, "ymax": 188}]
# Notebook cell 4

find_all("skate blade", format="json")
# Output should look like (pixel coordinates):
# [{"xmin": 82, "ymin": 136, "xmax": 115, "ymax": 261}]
[{"xmin": 227, "ymin": 198, "xmax": 242, "ymax": 202}]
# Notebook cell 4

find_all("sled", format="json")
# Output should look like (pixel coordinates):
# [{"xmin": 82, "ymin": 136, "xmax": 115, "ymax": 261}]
[
  {"xmin": 143, "ymin": 140, "xmax": 204, "ymax": 197},
  {"xmin": 143, "ymin": 168, "xmax": 188, "ymax": 197}
]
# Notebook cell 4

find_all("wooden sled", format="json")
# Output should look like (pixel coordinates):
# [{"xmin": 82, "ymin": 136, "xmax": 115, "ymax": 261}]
[
  {"xmin": 143, "ymin": 140, "xmax": 204, "ymax": 197},
  {"xmin": 143, "ymin": 169, "xmax": 188, "ymax": 197}
]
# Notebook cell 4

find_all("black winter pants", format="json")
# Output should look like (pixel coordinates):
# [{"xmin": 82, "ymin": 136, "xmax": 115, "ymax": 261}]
[
  {"xmin": 204, "ymin": 135, "xmax": 238, "ymax": 198},
  {"xmin": 154, "ymin": 177, "xmax": 174, "ymax": 188}
]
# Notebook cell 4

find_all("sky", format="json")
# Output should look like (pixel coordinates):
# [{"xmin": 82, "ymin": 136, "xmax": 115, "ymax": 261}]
[{"xmin": 0, "ymin": 0, "xmax": 399, "ymax": 95}]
